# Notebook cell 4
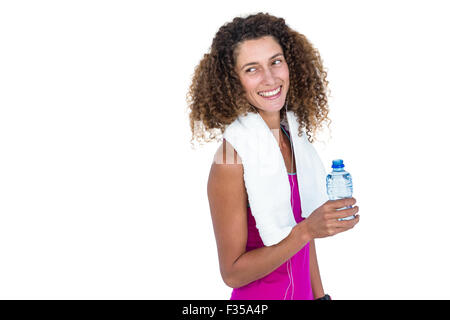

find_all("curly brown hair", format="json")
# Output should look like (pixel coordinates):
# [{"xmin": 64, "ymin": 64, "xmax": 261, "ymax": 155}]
[{"xmin": 186, "ymin": 12, "xmax": 331, "ymax": 147}]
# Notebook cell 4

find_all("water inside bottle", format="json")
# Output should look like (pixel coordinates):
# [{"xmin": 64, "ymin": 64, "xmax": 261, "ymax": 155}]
[{"xmin": 326, "ymin": 159, "xmax": 354, "ymax": 221}]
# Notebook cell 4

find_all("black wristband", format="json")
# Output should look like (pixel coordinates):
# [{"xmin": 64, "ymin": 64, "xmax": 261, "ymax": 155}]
[{"xmin": 316, "ymin": 294, "xmax": 331, "ymax": 300}]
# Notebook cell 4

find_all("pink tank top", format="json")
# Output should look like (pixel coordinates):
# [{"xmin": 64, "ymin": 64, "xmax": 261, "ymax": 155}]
[{"xmin": 230, "ymin": 125, "xmax": 313, "ymax": 300}]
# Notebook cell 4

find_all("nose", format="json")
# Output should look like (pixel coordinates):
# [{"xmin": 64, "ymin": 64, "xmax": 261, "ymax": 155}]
[{"xmin": 261, "ymin": 68, "xmax": 276, "ymax": 86}]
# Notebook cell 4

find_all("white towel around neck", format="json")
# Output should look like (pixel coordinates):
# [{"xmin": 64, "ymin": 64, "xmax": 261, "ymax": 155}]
[{"xmin": 222, "ymin": 110, "xmax": 328, "ymax": 246}]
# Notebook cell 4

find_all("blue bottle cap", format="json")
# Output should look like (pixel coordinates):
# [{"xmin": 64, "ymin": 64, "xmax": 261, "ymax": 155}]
[{"xmin": 332, "ymin": 159, "xmax": 344, "ymax": 168}]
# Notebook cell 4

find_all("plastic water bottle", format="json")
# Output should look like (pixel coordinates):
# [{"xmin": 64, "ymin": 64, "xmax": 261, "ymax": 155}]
[{"xmin": 326, "ymin": 159, "xmax": 354, "ymax": 221}]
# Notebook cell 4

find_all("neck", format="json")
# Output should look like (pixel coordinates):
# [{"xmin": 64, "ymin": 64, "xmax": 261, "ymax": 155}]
[{"xmin": 257, "ymin": 109, "xmax": 282, "ymax": 130}]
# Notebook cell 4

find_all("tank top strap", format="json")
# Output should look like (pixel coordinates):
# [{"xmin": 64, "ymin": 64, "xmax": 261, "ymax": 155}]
[
  {"xmin": 281, "ymin": 124, "xmax": 296, "ymax": 175},
  {"xmin": 280, "ymin": 124, "xmax": 291, "ymax": 141}
]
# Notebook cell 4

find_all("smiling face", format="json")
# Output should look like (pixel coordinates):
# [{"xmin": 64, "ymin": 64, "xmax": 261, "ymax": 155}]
[{"xmin": 234, "ymin": 35, "xmax": 289, "ymax": 115}]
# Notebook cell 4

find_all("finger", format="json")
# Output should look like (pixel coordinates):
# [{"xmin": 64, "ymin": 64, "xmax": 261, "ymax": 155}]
[
  {"xmin": 327, "ymin": 215, "xmax": 356, "ymax": 230},
  {"xmin": 331, "ymin": 206, "xmax": 359, "ymax": 219},
  {"xmin": 336, "ymin": 214, "xmax": 360, "ymax": 230},
  {"xmin": 328, "ymin": 197, "xmax": 356, "ymax": 210}
]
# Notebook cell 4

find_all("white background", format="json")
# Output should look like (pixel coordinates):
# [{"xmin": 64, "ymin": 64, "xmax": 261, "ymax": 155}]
[{"xmin": 0, "ymin": 0, "xmax": 449, "ymax": 299}]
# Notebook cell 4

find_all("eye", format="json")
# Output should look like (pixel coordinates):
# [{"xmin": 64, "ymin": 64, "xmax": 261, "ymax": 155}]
[
  {"xmin": 273, "ymin": 59, "xmax": 282, "ymax": 65},
  {"xmin": 245, "ymin": 59, "xmax": 283, "ymax": 73}
]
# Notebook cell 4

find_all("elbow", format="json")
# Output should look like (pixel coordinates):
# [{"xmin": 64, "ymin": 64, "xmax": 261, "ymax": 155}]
[
  {"xmin": 223, "ymin": 275, "xmax": 240, "ymax": 289},
  {"xmin": 221, "ymin": 270, "xmax": 242, "ymax": 289},
  {"xmin": 222, "ymin": 271, "xmax": 250, "ymax": 289}
]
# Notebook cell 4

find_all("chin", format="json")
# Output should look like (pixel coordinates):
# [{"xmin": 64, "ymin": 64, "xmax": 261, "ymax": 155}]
[{"xmin": 253, "ymin": 97, "xmax": 287, "ymax": 113}]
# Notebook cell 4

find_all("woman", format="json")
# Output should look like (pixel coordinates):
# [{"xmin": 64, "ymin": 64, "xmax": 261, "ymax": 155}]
[{"xmin": 187, "ymin": 12, "xmax": 359, "ymax": 300}]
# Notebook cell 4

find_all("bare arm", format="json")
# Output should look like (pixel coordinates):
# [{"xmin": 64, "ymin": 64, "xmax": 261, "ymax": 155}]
[{"xmin": 207, "ymin": 140, "xmax": 311, "ymax": 288}]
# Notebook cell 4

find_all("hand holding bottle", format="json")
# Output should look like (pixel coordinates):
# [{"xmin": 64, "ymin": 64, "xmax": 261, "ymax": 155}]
[{"xmin": 303, "ymin": 197, "xmax": 359, "ymax": 240}]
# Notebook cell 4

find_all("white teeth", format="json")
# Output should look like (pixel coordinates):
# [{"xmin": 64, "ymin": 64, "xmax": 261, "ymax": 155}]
[{"xmin": 258, "ymin": 86, "xmax": 281, "ymax": 97}]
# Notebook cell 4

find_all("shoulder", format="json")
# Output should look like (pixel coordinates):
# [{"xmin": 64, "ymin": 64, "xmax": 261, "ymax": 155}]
[
  {"xmin": 208, "ymin": 138, "xmax": 246, "ymax": 206},
  {"xmin": 212, "ymin": 138, "xmax": 243, "ymax": 165}
]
